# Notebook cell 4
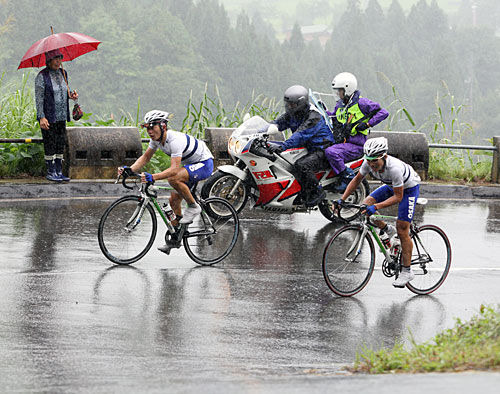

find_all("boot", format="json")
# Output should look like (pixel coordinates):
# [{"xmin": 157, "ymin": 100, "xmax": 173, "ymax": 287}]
[
  {"xmin": 305, "ymin": 186, "xmax": 326, "ymax": 207},
  {"xmin": 45, "ymin": 160, "xmax": 61, "ymax": 182},
  {"xmin": 334, "ymin": 167, "xmax": 355, "ymax": 193},
  {"xmin": 54, "ymin": 158, "xmax": 70, "ymax": 181}
]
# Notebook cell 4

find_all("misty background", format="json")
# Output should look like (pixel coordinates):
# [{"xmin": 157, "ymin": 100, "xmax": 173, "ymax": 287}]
[{"xmin": 1, "ymin": 0, "xmax": 499, "ymax": 140}]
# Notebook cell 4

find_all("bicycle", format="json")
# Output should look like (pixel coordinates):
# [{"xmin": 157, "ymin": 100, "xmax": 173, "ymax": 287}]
[
  {"xmin": 97, "ymin": 168, "xmax": 240, "ymax": 266},
  {"xmin": 322, "ymin": 201, "xmax": 451, "ymax": 297}
]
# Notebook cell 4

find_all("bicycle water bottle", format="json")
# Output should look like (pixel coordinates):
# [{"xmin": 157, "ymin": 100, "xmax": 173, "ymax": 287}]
[
  {"xmin": 162, "ymin": 202, "xmax": 176, "ymax": 222},
  {"xmin": 380, "ymin": 230, "xmax": 391, "ymax": 249}
]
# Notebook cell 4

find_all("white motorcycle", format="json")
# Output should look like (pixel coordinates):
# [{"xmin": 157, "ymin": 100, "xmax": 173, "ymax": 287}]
[{"xmin": 200, "ymin": 115, "xmax": 369, "ymax": 222}]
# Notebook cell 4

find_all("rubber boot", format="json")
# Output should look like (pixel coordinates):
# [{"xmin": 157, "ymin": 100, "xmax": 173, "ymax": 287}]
[
  {"xmin": 54, "ymin": 158, "xmax": 70, "ymax": 182},
  {"xmin": 45, "ymin": 160, "xmax": 61, "ymax": 182},
  {"xmin": 334, "ymin": 167, "xmax": 355, "ymax": 193},
  {"xmin": 305, "ymin": 185, "xmax": 326, "ymax": 207}
]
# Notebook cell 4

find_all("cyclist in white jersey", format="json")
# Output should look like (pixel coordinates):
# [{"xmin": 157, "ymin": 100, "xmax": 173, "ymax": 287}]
[
  {"xmin": 337, "ymin": 137, "xmax": 421, "ymax": 288},
  {"xmin": 118, "ymin": 110, "xmax": 214, "ymax": 252}
]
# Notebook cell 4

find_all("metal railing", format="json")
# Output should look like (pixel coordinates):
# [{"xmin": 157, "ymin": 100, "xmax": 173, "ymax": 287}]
[{"xmin": 2, "ymin": 136, "xmax": 500, "ymax": 183}]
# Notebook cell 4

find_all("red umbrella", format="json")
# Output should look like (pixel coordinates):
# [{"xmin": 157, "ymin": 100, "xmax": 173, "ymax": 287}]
[{"xmin": 18, "ymin": 31, "xmax": 101, "ymax": 69}]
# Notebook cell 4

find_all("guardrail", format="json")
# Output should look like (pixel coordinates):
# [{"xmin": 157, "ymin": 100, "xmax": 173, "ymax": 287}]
[{"xmin": 2, "ymin": 135, "xmax": 500, "ymax": 183}]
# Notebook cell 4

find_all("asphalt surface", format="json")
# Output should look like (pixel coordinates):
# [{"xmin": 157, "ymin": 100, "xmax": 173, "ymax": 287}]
[{"xmin": 0, "ymin": 182, "xmax": 499, "ymax": 392}]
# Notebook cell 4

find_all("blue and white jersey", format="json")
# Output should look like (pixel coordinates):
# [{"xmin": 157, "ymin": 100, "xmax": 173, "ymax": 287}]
[
  {"xmin": 360, "ymin": 155, "xmax": 420, "ymax": 189},
  {"xmin": 148, "ymin": 130, "xmax": 213, "ymax": 165}
]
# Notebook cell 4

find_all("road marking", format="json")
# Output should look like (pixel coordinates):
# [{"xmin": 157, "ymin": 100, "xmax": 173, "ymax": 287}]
[{"xmin": 0, "ymin": 196, "xmax": 121, "ymax": 203}]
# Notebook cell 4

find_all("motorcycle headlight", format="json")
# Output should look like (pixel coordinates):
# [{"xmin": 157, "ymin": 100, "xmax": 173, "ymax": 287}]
[
  {"xmin": 234, "ymin": 140, "xmax": 242, "ymax": 154},
  {"xmin": 228, "ymin": 137, "xmax": 236, "ymax": 154}
]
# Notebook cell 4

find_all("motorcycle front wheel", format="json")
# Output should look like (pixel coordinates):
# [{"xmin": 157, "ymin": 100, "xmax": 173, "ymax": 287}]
[
  {"xmin": 319, "ymin": 179, "xmax": 370, "ymax": 222},
  {"xmin": 201, "ymin": 171, "xmax": 249, "ymax": 215}
]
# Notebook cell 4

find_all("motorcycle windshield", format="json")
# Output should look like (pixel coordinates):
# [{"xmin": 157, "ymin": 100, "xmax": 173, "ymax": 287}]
[{"xmin": 232, "ymin": 115, "xmax": 270, "ymax": 138}]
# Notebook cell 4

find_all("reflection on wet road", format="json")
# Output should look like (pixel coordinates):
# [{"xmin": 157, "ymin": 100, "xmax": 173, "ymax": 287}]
[{"xmin": 0, "ymin": 198, "xmax": 499, "ymax": 391}]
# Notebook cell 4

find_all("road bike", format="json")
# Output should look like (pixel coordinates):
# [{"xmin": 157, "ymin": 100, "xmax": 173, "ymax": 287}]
[
  {"xmin": 97, "ymin": 168, "xmax": 239, "ymax": 266},
  {"xmin": 322, "ymin": 201, "xmax": 451, "ymax": 296}
]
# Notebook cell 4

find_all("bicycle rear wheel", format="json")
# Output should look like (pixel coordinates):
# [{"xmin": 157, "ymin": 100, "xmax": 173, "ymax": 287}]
[
  {"xmin": 183, "ymin": 197, "xmax": 239, "ymax": 266},
  {"xmin": 406, "ymin": 224, "xmax": 451, "ymax": 295},
  {"xmin": 322, "ymin": 225, "xmax": 376, "ymax": 297},
  {"xmin": 98, "ymin": 195, "xmax": 157, "ymax": 265}
]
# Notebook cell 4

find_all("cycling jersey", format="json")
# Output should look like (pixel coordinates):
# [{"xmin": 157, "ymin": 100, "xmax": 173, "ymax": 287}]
[
  {"xmin": 148, "ymin": 130, "xmax": 213, "ymax": 165},
  {"xmin": 360, "ymin": 155, "xmax": 420, "ymax": 189}
]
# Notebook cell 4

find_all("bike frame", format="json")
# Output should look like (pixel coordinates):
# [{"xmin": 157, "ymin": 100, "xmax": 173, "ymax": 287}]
[{"xmin": 349, "ymin": 213, "xmax": 433, "ymax": 269}]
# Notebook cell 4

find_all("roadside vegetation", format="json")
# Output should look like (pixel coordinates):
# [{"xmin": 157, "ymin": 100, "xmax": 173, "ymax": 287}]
[
  {"xmin": 0, "ymin": 75, "xmax": 495, "ymax": 181},
  {"xmin": 351, "ymin": 305, "xmax": 500, "ymax": 373}
]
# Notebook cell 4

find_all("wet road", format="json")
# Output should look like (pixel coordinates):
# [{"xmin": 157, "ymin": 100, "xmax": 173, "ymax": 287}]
[{"xmin": 0, "ymin": 197, "xmax": 499, "ymax": 392}]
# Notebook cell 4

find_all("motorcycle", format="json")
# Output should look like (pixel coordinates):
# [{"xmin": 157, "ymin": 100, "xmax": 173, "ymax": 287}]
[{"xmin": 200, "ymin": 115, "xmax": 370, "ymax": 222}]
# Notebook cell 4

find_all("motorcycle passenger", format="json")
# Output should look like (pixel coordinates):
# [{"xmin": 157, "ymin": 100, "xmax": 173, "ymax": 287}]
[
  {"xmin": 267, "ymin": 85, "xmax": 335, "ymax": 207},
  {"xmin": 325, "ymin": 72, "xmax": 388, "ymax": 192},
  {"xmin": 118, "ymin": 110, "xmax": 214, "ymax": 254},
  {"xmin": 337, "ymin": 137, "xmax": 421, "ymax": 288}
]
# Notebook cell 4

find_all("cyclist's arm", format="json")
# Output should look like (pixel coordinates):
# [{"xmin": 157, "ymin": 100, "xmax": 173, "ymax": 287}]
[
  {"xmin": 150, "ymin": 156, "xmax": 183, "ymax": 181},
  {"xmin": 130, "ymin": 147, "xmax": 155, "ymax": 173},
  {"xmin": 373, "ymin": 185, "xmax": 403, "ymax": 211},
  {"xmin": 341, "ymin": 172, "xmax": 364, "ymax": 200}
]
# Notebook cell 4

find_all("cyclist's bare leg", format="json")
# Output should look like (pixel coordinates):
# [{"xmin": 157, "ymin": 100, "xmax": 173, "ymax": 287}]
[
  {"xmin": 168, "ymin": 167, "xmax": 195, "ymax": 204},
  {"xmin": 169, "ymin": 191, "xmax": 183, "ymax": 226},
  {"xmin": 396, "ymin": 219, "xmax": 412, "ymax": 267},
  {"xmin": 362, "ymin": 195, "xmax": 386, "ymax": 230}
]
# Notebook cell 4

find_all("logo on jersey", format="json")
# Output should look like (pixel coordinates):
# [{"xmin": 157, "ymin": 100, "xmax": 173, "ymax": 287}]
[
  {"xmin": 188, "ymin": 163, "xmax": 204, "ymax": 172},
  {"xmin": 408, "ymin": 196, "xmax": 416, "ymax": 219}
]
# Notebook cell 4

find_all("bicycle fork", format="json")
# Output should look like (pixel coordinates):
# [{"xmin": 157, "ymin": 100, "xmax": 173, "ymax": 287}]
[
  {"xmin": 345, "ymin": 226, "xmax": 369, "ymax": 262},
  {"xmin": 125, "ymin": 197, "xmax": 150, "ymax": 231}
]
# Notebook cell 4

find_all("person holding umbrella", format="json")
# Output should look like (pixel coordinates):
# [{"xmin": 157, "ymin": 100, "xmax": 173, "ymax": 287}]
[
  {"xmin": 19, "ymin": 29, "xmax": 101, "ymax": 182},
  {"xmin": 34, "ymin": 48, "xmax": 78, "ymax": 182}
]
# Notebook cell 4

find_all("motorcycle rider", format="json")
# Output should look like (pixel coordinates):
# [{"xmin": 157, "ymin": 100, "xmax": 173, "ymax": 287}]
[
  {"xmin": 337, "ymin": 137, "xmax": 421, "ymax": 288},
  {"xmin": 266, "ymin": 85, "xmax": 335, "ymax": 207},
  {"xmin": 325, "ymin": 72, "xmax": 388, "ymax": 192}
]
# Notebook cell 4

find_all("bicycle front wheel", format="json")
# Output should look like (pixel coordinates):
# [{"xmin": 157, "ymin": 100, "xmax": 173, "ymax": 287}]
[
  {"xmin": 183, "ymin": 197, "xmax": 239, "ymax": 266},
  {"xmin": 406, "ymin": 224, "xmax": 451, "ymax": 295},
  {"xmin": 98, "ymin": 195, "xmax": 157, "ymax": 265},
  {"xmin": 322, "ymin": 225, "xmax": 376, "ymax": 297}
]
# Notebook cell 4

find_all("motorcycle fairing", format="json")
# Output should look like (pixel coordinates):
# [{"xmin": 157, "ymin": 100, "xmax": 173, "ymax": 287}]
[{"xmin": 255, "ymin": 180, "xmax": 290, "ymax": 206}]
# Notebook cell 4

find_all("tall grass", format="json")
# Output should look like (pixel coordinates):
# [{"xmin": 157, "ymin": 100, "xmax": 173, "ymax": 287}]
[
  {"xmin": 0, "ymin": 72, "xmax": 494, "ymax": 181},
  {"xmin": 0, "ymin": 72, "xmax": 44, "ymax": 176},
  {"xmin": 379, "ymin": 73, "xmax": 492, "ymax": 182}
]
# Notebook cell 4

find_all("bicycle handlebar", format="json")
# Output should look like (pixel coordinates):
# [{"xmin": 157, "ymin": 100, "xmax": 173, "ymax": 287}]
[{"xmin": 116, "ymin": 167, "xmax": 157, "ymax": 197}]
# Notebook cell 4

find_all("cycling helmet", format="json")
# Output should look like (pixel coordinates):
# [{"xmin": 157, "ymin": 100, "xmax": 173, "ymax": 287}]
[
  {"xmin": 363, "ymin": 137, "xmax": 388, "ymax": 160},
  {"xmin": 331, "ymin": 72, "xmax": 358, "ymax": 100},
  {"xmin": 284, "ymin": 85, "xmax": 309, "ymax": 118},
  {"xmin": 143, "ymin": 110, "xmax": 172, "ymax": 126}
]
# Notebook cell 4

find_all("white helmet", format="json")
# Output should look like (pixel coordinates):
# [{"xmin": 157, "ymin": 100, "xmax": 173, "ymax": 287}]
[
  {"xmin": 143, "ymin": 110, "xmax": 172, "ymax": 126},
  {"xmin": 363, "ymin": 137, "xmax": 388, "ymax": 160},
  {"xmin": 331, "ymin": 72, "xmax": 358, "ymax": 99}
]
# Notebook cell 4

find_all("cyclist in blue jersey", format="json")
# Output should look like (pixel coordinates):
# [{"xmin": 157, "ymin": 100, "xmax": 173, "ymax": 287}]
[
  {"xmin": 118, "ymin": 110, "xmax": 214, "ymax": 252},
  {"xmin": 337, "ymin": 137, "xmax": 421, "ymax": 288}
]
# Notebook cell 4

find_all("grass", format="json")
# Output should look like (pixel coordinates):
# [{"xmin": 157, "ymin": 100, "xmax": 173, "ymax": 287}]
[
  {"xmin": 351, "ymin": 305, "xmax": 500, "ymax": 374},
  {"xmin": 0, "ymin": 73, "xmax": 495, "ymax": 181},
  {"xmin": 378, "ymin": 74, "xmax": 494, "ymax": 182}
]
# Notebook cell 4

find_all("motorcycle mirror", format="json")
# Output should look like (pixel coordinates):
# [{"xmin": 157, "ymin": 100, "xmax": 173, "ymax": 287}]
[{"xmin": 243, "ymin": 113, "xmax": 251, "ymax": 122}]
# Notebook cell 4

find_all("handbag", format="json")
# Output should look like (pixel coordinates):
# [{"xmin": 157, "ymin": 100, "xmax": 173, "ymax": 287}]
[{"xmin": 72, "ymin": 101, "xmax": 83, "ymax": 121}]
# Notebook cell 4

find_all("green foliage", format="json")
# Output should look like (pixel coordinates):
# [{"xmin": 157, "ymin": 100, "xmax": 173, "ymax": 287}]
[
  {"xmin": 0, "ymin": 72, "xmax": 44, "ymax": 176},
  {"xmin": 352, "ymin": 305, "xmax": 500, "ymax": 373}
]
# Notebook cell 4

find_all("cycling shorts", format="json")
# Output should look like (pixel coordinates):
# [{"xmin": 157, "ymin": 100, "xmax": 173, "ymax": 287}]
[
  {"xmin": 370, "ymin": 184, "xmax": 420, "ymax": 223},
  {"xmin": 184, "ymin": 158, "xmax": 214, "ymax": 187}
]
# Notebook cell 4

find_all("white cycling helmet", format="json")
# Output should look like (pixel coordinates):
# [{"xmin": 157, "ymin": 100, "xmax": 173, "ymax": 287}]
[
  {"xmin": 364, "ymin": 137, "xmax": 388, "ymax": 160},
  {"xmin": 143, "ymin": 110, "xmax": 172, "ymax": 126},
  {"xmin": 331, "ymin": 72, "xmax": 358, "ymax": 99}
]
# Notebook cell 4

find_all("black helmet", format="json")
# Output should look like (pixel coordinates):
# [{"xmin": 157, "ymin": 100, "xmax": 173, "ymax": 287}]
[{"xmin": 284, "ymin": 85, "xmax": 309, "ymax": 117}]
